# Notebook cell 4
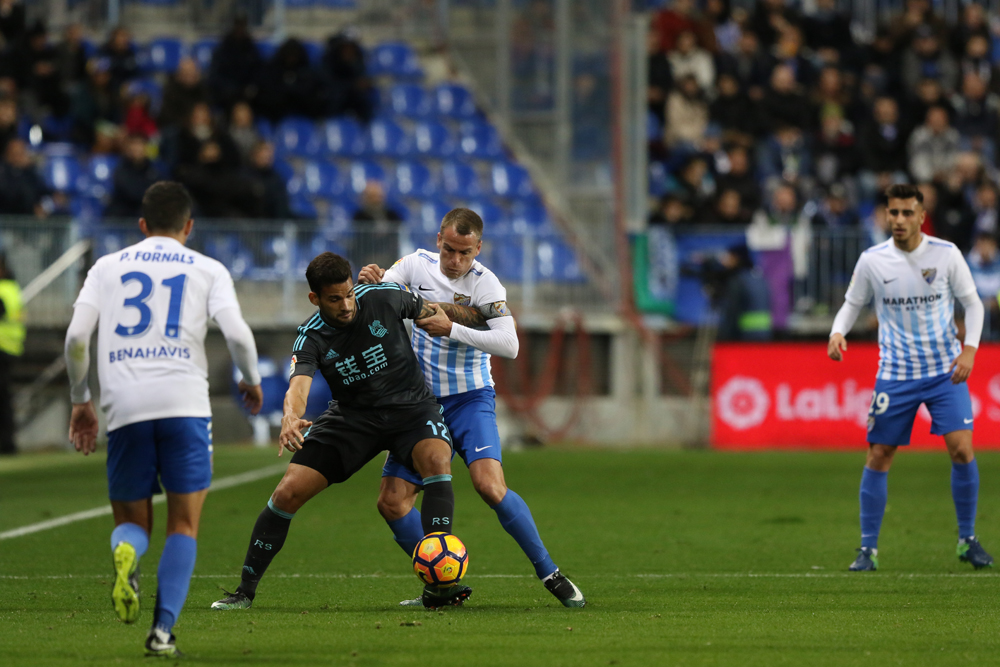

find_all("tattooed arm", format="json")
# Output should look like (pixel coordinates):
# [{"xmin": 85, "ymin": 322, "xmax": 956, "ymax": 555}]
[{"xmin": 414, "ymin": 302, "xmax": 488, "ymax": 336}]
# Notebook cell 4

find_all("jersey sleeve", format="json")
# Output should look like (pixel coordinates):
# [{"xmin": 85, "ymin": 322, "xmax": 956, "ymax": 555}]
[
  {"xmin": 207, "ymin": 262, "xmax": 242, "ymax": 320},
  {"xmin": 74, "ymin": 259, "xmax": 103, "ymax": 310},
  {"xmin": 949, "ymin": 247, "xmax": 979, "ymax": 299},
  {"xmin": 382, "ymin": 253, "xmax": 412, "ymax": 285},
  {"xmin": 396, "ymin": 284, "xmax": 426, "ymax": 320},
  {"xmin": 473, "ymin": 270, "xmax": 509, "ymax": 316},
  {"xmin": 290, "ymin": 332, "xmax": 322, "ymax": 379},
  {"xmin": 843, "ymin": 253, "xmax": 874, "ymax": 306}
]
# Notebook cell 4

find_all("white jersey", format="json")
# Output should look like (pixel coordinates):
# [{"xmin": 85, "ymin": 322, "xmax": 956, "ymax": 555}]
[
  {"xmin": 843, "ymin": 235, "xmax": 978, "ymax": 381},
  {"xmin": 74, "ymin": 236, "xmax": 243, "ymax": 430},
  {"xmin": 383, "ymin": 249, "xmax": 506, "ymax": 397}
]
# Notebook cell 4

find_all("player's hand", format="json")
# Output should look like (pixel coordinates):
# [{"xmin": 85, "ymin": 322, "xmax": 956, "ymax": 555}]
[
  {"xmin": 950, "ymin": 346, "xmax": 977, "ymax": 384},
  {"xmin": 357, "ymin": 264, "xmax": 385, "ymax": 285},
  {"xmin": 238, "ymin": 380, "xmax": 264, "ymax": 416},
  {"xmin": 828, "ymin": 333, "xmax": 847, "ymax": 361},
  {"xmin": 278, "ymin": 413, "xmax": 312, "ymax": 457},
  {"xmin": 415, "ymin": 302, "xmax": 453, "ymax": 337},
  {"xmin": 69, "ymin": 401, "xmax": 99, "ymax": 456}
]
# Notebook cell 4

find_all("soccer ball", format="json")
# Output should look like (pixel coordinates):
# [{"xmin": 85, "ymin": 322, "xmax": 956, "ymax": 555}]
[{"xmin": 412, "ymin": 532, "xmax": 468, "ymax": 587}]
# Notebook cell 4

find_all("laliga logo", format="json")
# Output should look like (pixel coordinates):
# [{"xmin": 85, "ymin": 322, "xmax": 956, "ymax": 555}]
[{"xmin": 716, "ymin": 376, "xmax": 770, "ymax": 430}]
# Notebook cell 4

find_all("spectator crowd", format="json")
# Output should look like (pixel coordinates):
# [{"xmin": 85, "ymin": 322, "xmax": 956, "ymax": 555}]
[
  {"xmin": 0, "ymin": 8, "xmax": 375, "ymax": 220},
  {"xmin": 647, "ymin": 0, "xmax": 1000, "ymax": 336}
]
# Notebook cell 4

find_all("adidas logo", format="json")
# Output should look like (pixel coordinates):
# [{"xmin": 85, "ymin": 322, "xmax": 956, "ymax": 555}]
[{"xmin": 325, "ymin": 349, "xmax": 339, "ymax": 360}]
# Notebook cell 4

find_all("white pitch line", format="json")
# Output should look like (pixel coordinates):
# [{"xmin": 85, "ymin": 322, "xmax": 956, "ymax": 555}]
[
  {"xmin": 0, "ymin": 463, "xmax": 287, "ymax": 541},
  {"xmin": 3, "ymin": 572, "xmax": 1000, "ymax": 580}
]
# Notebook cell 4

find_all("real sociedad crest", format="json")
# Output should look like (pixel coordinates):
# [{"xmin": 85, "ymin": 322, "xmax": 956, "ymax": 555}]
[
  {"xmin": 369, "ymin": 320, "xmax": 388, "ymax": 338},
  {"xmin": 921, "ymin": 268, "xmax": 937, "ymax": 284}
]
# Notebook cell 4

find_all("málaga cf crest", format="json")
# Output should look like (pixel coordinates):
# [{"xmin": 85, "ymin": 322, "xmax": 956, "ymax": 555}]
[{"xmin": 921, "ymin": 268, "xmax": 937, "ymax": 285}]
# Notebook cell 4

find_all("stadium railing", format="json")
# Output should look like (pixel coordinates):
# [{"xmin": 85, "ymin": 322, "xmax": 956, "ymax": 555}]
[{"xmin": 2, "ymin": 216, "xmax": 609, "ymax": 328}]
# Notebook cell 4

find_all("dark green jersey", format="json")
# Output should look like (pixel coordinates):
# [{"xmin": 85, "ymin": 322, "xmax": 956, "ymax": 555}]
[{"xmin": 289, "ymin": 283, "xmax": 434, "ymax": 409}]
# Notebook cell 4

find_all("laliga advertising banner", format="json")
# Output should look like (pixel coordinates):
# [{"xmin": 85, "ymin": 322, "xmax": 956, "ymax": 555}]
[{"xmin": 711, "ymin": 343, "xmax": 1000, "ymax": 450}]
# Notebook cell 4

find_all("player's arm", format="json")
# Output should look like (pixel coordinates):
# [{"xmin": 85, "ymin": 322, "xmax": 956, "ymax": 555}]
[
  {"xmin": 829, "ymin": 255, "xmax": 873, "ymax": 361},
  {"xmin": 434, "ymin": 301, "xmax": 519, "ymax": 358},
  {"xmin": 214, "ymin": 307, "xmax": 264, "ymax": 415},
  {"xmin": 64, "ymin": 303, "xmax": 100, "ymax": 455},
  {"xmin": 279, "ymin": 375, "xmax": 313, "ymax": 457},
  {"xmin": 951, "ymin": 251, "xmax": 984, "ymax": 384}
]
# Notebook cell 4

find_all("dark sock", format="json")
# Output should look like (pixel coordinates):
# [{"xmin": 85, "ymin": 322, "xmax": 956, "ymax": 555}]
[
  {"xmin": 238, "ymin": 499, "xmax": 294, "ymax": 599},
  {"xmin": 420, "ymin": 475, "xmax": 454, "ymax": 534}
]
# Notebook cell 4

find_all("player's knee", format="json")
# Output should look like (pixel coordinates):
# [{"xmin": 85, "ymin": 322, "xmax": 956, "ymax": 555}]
[
  {"xmin": 413, "ymin": 442, "xmax": 452, "ymax": 477},
  {"xmin": 950, "ymin": 446, "xmax": 975, "ymax": 464},
  {"xmin": 270, "ymin": 485, "xmax": 305, "ymax": 515},
  {"xmin": 376, "ymin": 492, "xmax": 408, "ymax": 522},
  {"xmin": 473, "ymin": 476, "xmax": 507, "ymax": 506}
]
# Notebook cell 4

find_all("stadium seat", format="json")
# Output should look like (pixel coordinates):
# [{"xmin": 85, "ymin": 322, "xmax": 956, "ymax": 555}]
[
  {"xmin": 457, "ymin": 119, "xmax": 504, "ymax": 159},
  {"xmin": 387, "ymin": 83, "xmax": 432, "ymax": 119},
  {"xmin": 464, "ymin": 199, "xmax": 507, "ymax": 226},
  {"xmin": 511, "ymin": 204, "xmax": 552, "ymax": 231},
  {"xmin": 83, "ymin": 155, "xmax": 119, "ymax": 198},
  {"xmin": 415, "ymin": 199, "xmax": 454, "ymax": 233},
  {"xmin": 389, "ymin": 160, "xmax": 437, "ymax": 199},
  {"xmin": 490, "ymin": 161, "xmax": 535, "ymax": 200},
  {"xmin": 202, "ymin": 233, "xmax": 255, "ymax": 279},
  {"xmin": 288, "ymin": 191, "xmax": 318, "ymax": 219},
  {"xmin": 649, "ymin": 161, "xmax": 670, "ymax": 197},
  {"xmin": 257, "ymin": 40, "xmax": 278, "ymax": 62},
  {"xmin": 40, "ymin": 115, "xmax": 74, "ymax": 143},
  {"xmin": 141, "ymin": 38, "xmax": 184, "ymax": 73},
  {"xmin": 440, "ymin": 160, "xmax": 483, "ymax": 198},
  {"xmin": 272, "ymin": 157, "xmax": 295, "ymax": 183},
  {"xmin": 284, "ymin": 0, "xmax": 317, "ymax": 7},
  {"xmin": 412, "ymin": 120, "xmax": 456, "ymax": 159},
  {"xmin": 190, "ymin": 38, "xmax": 217, "ymax": 71},
  {"xmin": 301, "ymin": 160, "xmax": 344, "ymax": 199},
  {"xmin": 537, "ymin": 234, "xmax": 585, "ymax": 283},
  {"xmin": 368, "ymin": 42, "xmax": 423, "ymax": 80},
  {"xmin": 274, "ymin": 117, "xmax": 321, "ymax": 158},
  {"xmin": 42, "ymin": 154, "xmax": 83, "ymax": 193},
  {"xmin": 255, "ymin": 118, "xmax": 274, "ymax": 143},
  {"xmin": 363, "ymin": 118, "xmax": 412, "ymax": 158},
  {"xmin": 93, "ymin": 227, "xmax": 142, "ymax": 256},
  {"xmin": 432, "ymin": 83, "xmax": 477, "ymax": 119},
  {"xmin": 321, "ymin": 117, "xmax": 365, "ymax": 157},
  {"xmin": 302, "ymin": 41, "xmax": 323, "ymax": 66},
  {"xmin": 346, "ymin": 160, "xmax": 387, "ymax": 196},
  {"xmin": 124, "ymin": 79, "xmax": 163, "ymax": 112}
]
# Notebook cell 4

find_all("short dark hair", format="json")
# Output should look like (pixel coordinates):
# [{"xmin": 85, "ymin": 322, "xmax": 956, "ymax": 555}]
[
  {"xmin": 884, "ymin": 183, "xmax": 924, "ymax": 203},
  {"xmin": 440, "ymin": 208, "xmax": 484, "ymax": 239},
  {"xmin": 141, "ymin": 182, "xmax": 192, "ymax": 232},
  {"xmin": 306, "ymin": 252, "xmax": 352, "ymax": 294}
]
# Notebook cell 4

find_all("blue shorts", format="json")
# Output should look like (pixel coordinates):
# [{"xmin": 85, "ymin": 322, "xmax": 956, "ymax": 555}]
[
  {"xmin": 107, "ymin": 417, "xmax": 213, "ymax": 502},
  {"xmin": 867, "ymin": 374, "xmax": 973, "ymax": 446},
  {"xmin": 382, "ymin": 387, "xmax": 502, "ymax": 486}
]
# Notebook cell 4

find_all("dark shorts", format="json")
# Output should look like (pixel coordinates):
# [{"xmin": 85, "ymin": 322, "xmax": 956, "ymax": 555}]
[
  {"xmin": 107, "ymin": 417, "xmax": 213, "ymax": 502},
  {"xmin": 383, "ymin": 387, "xmax": 502, "ymax": 486},
  {"xmin": 867, "ymin": 374, "xmax": 974, "ymax": 446},
  {"xmin": 290, "ymin": 400, "xmax": 453, "ymax": 485}
]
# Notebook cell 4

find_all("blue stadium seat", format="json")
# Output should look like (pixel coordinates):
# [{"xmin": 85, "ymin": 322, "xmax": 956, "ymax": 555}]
[
  {"xmin": 387, "ymin": 83, "xmax": 432, "ymax": 119},
  {"xmin": 414, "ymin": 198, "xmax": 454, "ymax": 233},
  {"xmin": 284, "ymin": 0, "xmax": 317, "ymax": 6},
  {"xmin": 41, "ymin": 115, "xmax": 74, "ymax": 143},
  {"xmin": 83, "ymin": 155, "xmax": 119, "ymax": 198},
  {"xmin": 412, "ymin": 120, "xmax": 456, "ymax": 159},
  {"xmin": 490, "ymin": 234, "xmax": 524, "ymax": 281},
  {"xmin": 363, "ymin": 118, "xmax": 412, "ymax": 158},
  {"xmin": 464, "ymin": 199, "xmax": 507, "ymax": 225},
  {"xmin": 141, "ymin": 38, "xmax": 183, "ymax": 73},
  {"xmin": 257, "ymin": 41, "xmax": 278, "ymax": 62},
  {"xmin": 649, "ymin": 161, "xmax": 669, "ymax": 197},
  {"xmin": 272, "ymin": 157, "xmax": 295, "ymax": 183},
  {"xmin": 42, "ymin": 154, "xmax": 82, "ymax": 193},
  {"xmin": 457, "ymin": 119, "xmax": 503, "ymax": 159},
  {"xmin": 93, "ymin": 228, "xmax": 141, "ymax": 256},
  {"xmin": 440, "ymin": 160, "xmax": 483, "ymax": 198},
  {"xmin": 390, "ymin": 160, "xmax": 437, "ymax": 199},
  {"xmin": 321, "ymin": 117, "xmax": 365, "ymax": 157},
  {"xmin": 346, "ymin": 160, "xmax": 387, "ymax": 196},
  {"xmin": 302, "ymin": 41, "xmax": 323, "ymax": 66},
  {"xmin": 490, "ymin": 161, "xmax": 534, "ymax": 200},
  {"xmin": 80, "ymin": 38, "xmax": 97, "ymax": 60},
  {"xmin": 368, "ymin": 42, "xmax": 423, "ymax": 80},
  {"xmin": 288, "ymin": 192, "xmax": 318, "ymax": 219},
  {"xmin": 231, "ymin": 357, "xmax": 286, "ymax": 418},
  {"xmin": 536, "ymin": 235, "xmax": 585, "ymax": 283},
  {"xmin": 274, "ymin": 117, "xmax": 321, "ymax": 158},
  {"xmin": 432, "ymin": 83, "xmax": 477, "ymax": 119},
  {"xmin": 124, "ymin": 79, "xmax": 163, "ymax": 111},
  {"xmin": 202, "ymin": 233, "xmax": 255, "ymax": 278},
  {"xmin": 190, "ymin": 38, "xmax": 217, "ymax": 71},
  {"xmin": 301, "ymin": 160, "xmax": 344, "ymax": 199}
]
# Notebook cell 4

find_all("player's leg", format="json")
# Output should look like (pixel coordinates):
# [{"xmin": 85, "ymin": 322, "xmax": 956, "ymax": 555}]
[
  {"xmin": 410, "ymin": 436, "xmax": 455, "ymax": 535},
  {"xmin": 376, "ymin": 463, "xmax": 423, "ymax": 556},
  {"xmin": 926, "ymin": 376, "xmax": 993, "ymax": 567},
  {"xmin": 106, "ymin": 421, "xmax": 159, "ymax": 623},
  {"xmin": 851, "ymin": 379, "xmax": 919, "ymax": 571}
]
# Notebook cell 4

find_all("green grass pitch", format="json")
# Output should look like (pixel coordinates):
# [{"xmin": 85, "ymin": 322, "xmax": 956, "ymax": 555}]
[{"xmin": 2, "ymin": 446, "xmax": 1000, "ymax": 666}]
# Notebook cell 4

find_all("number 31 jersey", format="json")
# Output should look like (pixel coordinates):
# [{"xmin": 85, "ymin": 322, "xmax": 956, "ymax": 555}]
[{"xmin": 74, "ymin": 236, "xmax": 243, "ymax": 430}]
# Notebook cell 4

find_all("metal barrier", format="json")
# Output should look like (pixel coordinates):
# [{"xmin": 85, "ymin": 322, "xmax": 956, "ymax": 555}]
[{"xmin": 4, "ymin": 216, "xmax": 608, "ymax": 327}]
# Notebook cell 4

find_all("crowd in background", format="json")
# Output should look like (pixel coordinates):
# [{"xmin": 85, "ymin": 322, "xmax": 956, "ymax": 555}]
[
  {"xmin": 647, "ymin": 0, "xmax": 1000, "ymax": 336},
  {"xmin": 0, "ymin": 5, "xmax": 375, "ymax": 220}
]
